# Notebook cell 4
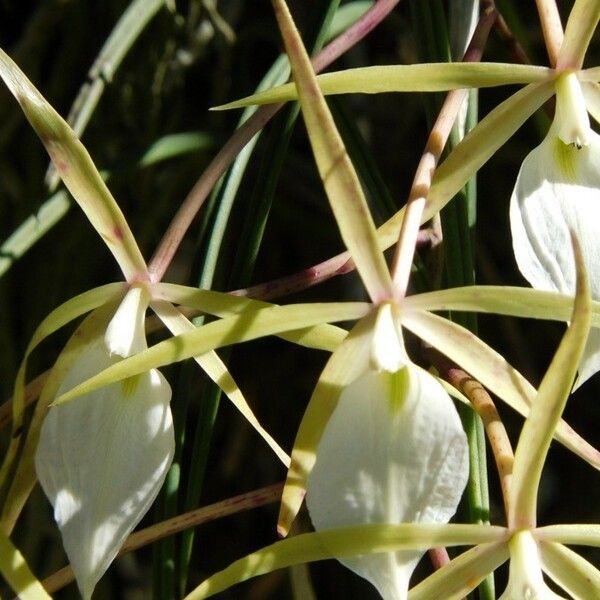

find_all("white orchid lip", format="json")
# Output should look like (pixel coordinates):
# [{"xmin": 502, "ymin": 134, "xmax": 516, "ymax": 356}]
[
  {"xmin": 554, "ymin": 72, "xmax": 591, "ymax": 148},
  {"xmin": 306, "ymin": 362, "xmax": 469, "ymax": 600}
]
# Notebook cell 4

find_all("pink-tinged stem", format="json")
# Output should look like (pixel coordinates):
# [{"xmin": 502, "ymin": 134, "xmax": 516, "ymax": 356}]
[
  {"xmin": 232, "ymin": 230, "xmax": 441, "ymax": 301},
  {"xmin": 428, "ymin": 546, "xmax": 451, "ymax": 570},
  {"xmin": 148, "ymin": 0, "xmax": 402, "ymax": 282},
  {"xmin": 535, "ymin": 0, "xmax": 564, "ymax": 66},
  {"xmin": 41, "ymin": 483, "xmax": 284, "ymax": 594},
  {"xmin": 426, "ymin": 348, "xmax": 514, "ymax": 519},
  {"xmin": 390, "ymin": 5, "xmax": 497, "ymax": 299}
]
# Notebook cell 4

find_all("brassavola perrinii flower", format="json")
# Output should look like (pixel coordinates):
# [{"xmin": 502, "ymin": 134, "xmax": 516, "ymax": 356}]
[
  {"xmin": 306, "ymin": 303, "xmax": 469, "ymax": 600},
  {"xmin": 35, "ymin": 284, "xmax": 174, "ymax": 599},
  {"xmin": 510, "ymin": 71, "xmax": 600, "ymax": 389}
]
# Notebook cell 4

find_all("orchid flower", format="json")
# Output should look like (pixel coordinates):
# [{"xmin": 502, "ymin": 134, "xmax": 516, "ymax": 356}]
[
  {"xmin": 214, "ymin": 1, "xmax": 600, "ymax": 388},
  {"xmin": 4, "ymin": 2, "xmax": 600, "ymax": 598},
  {"xmin": 163, "ymin": 235, "xmax": 600, "ymax": 600},
  {"xmin": 0, "ymin": 45, "xmax": 298, "ymax": 599},
  {"xmin": 35, "ymin": 285, "xmax": 174, "ymax": 599},
  {"xmin": 39, "ymin": 6, "xmax": 600, "ymax": 599}
]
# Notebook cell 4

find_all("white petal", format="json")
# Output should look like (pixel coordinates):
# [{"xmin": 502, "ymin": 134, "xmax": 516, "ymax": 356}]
[
  {"xmin": 500, "ymin": 531, "xmax": 565, "ymax": 600},
  {"xmin": 105, "ymin": 285, "xmax": 149, "ymax": 358},
  {"xmin": 554, "ymin": 73, "xmax": 590, "ymax": 147},
  {"xmin": 35, "ymin": 337, "xmax": 174, "ymax": 599},
  {"xmin": 370, "ymin": 303, "xmax": 407, "ymax": 373},
  {"xmin": 510, "ymin": 130, "xmax": 600, "ymax": 388},
  {"xmin": 306, "ymin": 365, "xmax": 469, "ymax": 600}
]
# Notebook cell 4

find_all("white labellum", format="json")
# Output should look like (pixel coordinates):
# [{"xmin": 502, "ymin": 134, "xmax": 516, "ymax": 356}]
[
  {"xmin": 35, "ymin": 290, "xmax": 174, "ymax": 599},
  {"xmin": 306, "ymin": 365, "xmax": 469, "ymax": 600},
  {"xmin": 510, "ymin": 126, "xmax": 600, "ymax": 388}
]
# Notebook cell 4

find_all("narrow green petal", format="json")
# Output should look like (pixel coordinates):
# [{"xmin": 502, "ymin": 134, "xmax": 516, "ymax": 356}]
[
  {"xmin": 539, "ymin": 541, "xmax": 600, "ymax": 599},
  {"xmin": 316, "ymin": 82, "xmax": 554, "ymax": 286},
  {"xmin": 581, "ymin": 67, "xmax": 600, "ymax": 82},
  {"xmin": 53, "ymin": 302, "xmax": 370, "ymax": 407},
  {"xmin": 0, "ymin": 531, "xmax": 51, "ymax": 599},
  {"xmin": 153, "ymin": 282, "xmax": 346, "ymax": 352},
  {"xmin": 535, "ymin": 524, "xmax": 600, "ymax": 546},
  {"xmin": 408, "ymin": 542, "xmax": 509, "ymax": 600},
  {"xmin": 405, "ymin": 285, "xmax": 600, "ymax": 327},
  {"xmin": 151, "ymin": 299, "xmax": 290, "ymax": 467},
  {"xmin": 278, "ymin": 311, "xmax": 376, "ymax": 536},
  {"xmin": 185, "ymin": 523, "xmax": 505, "ymax": 599},
  {"xmin": 272, "ymin": 0, "xmax": 393, "ymax": 303},
  {"xmin": 0, "ymin": 49, "xmax": 147, "ymax": 280},
  {"xmin": 582, "ymin": 81, "xmax": 600, "ymax": 125},
  {"xmin": 426, "ymin": 81, "xmax": 554, "ymax": 222},
  {"xmin": 402, "ymin": 310, "xmax": 600, "ymax": 470},
  {"xmin": 557, "ymin": 0, "xmax": 600, "ymax": 70},
  {"xmin": 510, "ymin": 238, "xmax": 591, "ymax": 529},
  {"xmin": 214, "ymin": 63, "xmax": 553, "ymax": 110}
]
